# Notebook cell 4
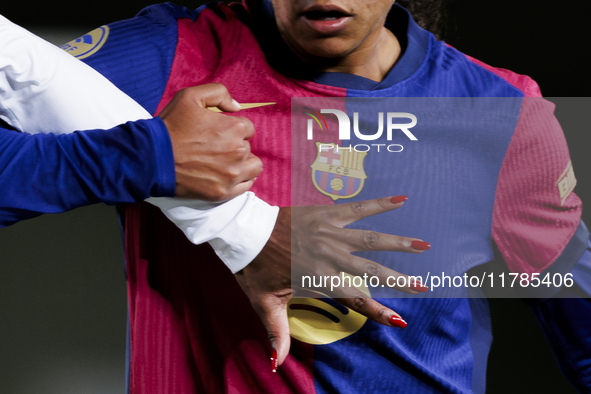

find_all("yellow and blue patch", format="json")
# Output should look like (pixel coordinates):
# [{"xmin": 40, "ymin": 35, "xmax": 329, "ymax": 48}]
[
  {"xmin": 288, "ymin": 276, "xmax": 370, "ymax": 345},
  {"xmin": 60, "ymin": 26, "xmax": 109, "ymax": 59}
]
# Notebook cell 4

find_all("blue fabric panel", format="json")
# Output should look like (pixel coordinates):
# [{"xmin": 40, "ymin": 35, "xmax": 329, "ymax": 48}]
[
  {"xmin": 313, "ymin": 297, "xmax": 476, "ymax": 393},
  {"xmin": 0, "ymin": 118, "xmax": 174, "ymax": 227},
  {"xmin": 572, "ymin": 238, "xmax": 591, "ymax": 296},
  {"xmin": 467, "ymin": 291, "xmax": 492, "ymax": 394},
  {"xmin": 529, "ymin": 233, "xmax": 591, "ymax": 391},
  {"xmin": 82, "ymin": 3, "xmax": 205, "ymax": 115},
  {"xmin": 339, "ymin": 97, "xmax": 522, "ymax": 290},
  {"xmin": 516, "ymin": 221, "xmax": 590, "ymax": 299},
  {"xmin": 309, "ymin": 3, "xmax": 529, "ymax": 392},
  {"xmin": 531, "ymin": 290, "xmax": 591, "ymax": 391}
]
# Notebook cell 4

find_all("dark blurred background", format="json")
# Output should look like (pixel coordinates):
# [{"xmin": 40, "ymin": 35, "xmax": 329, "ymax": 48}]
[{"xmin": 0, "ymin": 0, "xmax": 589, "ymax": 393}]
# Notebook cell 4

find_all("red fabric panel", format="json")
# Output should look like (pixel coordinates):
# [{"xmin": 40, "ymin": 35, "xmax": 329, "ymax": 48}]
[
  {"xmin": 464, "ymin": 54, "xmax": 582, "ymax": 274},
  {"xmin": 127, "ymin": 4, "xmax": 348, "ymax": 392},
  {"xmin": 154, "ymin": 6, "xmax": 348, "ymax": 207},
  {"xmin": 463, "ymin": 54, "xmax": 543, "ymax": 98},
  {"xmin": 491, "ymin": 98, "xmax": 582, "ymax": 274},
  {"xmin": 126, "ymin": 202, "xmax": 316, "ymax": 393}
]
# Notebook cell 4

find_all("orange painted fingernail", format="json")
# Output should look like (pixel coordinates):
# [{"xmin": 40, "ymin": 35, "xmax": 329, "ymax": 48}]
[
  {"xmin": 271, "ymin": 349, "xmax": 278, "ymax": 373},
  {"xmin": 389, "ymin": 315, "xmax": 408, "ymax": 328},
  {"xmin": 411, "ymin": 241, "xmax": 431, "ymax": 250},
  {"xmin": 390, "ymin": 195, "xmax": 408, "ymax": 204}
]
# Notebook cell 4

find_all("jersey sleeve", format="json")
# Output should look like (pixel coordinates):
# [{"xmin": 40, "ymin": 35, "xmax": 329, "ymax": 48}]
[
  {"xmin": 148, "ymin": 194, "xmax": 279, "ymax": 273},
  {"xmin": 72, "ymin": 4, "xmax": 280, "ymax": 271},
  {"xmin": 0, "ymin": 118, "xmax": 174, "ymax": 226},
  {"xmin": 0, "ymin": 12, "xmax": 277, "ymax": 272},
  {"xmin": 0, "ymin": 15, "xmax": 175, "ymax": 226},
  {"xmin": 492, "ymin": 96, "xmax": 587, "ymax": 276},
  {"xmin": 76, "ymin": 3, "xmax": 202, "ymax": 114}
]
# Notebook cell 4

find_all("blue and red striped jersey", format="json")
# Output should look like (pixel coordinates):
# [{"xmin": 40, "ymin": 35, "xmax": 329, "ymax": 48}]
[{"xmin": 75, "ymin": 2, "xmax": 589, "ymax": 393}]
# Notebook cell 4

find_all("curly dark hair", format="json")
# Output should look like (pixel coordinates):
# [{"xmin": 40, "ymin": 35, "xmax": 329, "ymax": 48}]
[{"xmin": 396, "ymin": 0, "xmax": 445, "ymax": 39}]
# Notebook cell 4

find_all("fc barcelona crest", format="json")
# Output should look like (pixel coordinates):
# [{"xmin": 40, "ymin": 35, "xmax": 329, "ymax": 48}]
[{"xmin": 311, "ymin": 142, "xmax": 367, "ymax": 201}]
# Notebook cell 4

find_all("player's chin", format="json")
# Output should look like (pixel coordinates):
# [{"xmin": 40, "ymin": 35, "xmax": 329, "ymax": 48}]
[{"xmin": 299, "ymin": 37, "xmax": 358, "ymax": 60}]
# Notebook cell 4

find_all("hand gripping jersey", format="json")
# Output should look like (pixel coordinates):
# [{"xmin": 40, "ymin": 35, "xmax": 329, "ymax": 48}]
[
  {"xmin": 0, "ymin": 15, "xmax": 276, "ymax": 274},
  {"xmin": 76, "ymin": 2, "xmax": 590, "ymax": 393}
]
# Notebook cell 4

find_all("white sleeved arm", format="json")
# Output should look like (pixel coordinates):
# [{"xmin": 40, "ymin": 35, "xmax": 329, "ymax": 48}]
[
  {"xmin": 149, "ymin": 194, "xmax": 278, "ymax": 273},
  {"xmin": 0, "ymin": 15, "xmax": 151, "ymax": 132},
  {"xmin": 0, "ymin": 15, "xmax": 277, "ymax": 273}
]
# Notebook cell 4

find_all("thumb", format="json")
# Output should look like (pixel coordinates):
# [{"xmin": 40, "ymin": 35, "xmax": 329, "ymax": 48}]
[
  {"xmin": 193, "ymin": 83, "xmax": 241, "ymax": 112},
  {"xmin": 259, "ymin": 294, "xmax": 292, "ymax": 372}
]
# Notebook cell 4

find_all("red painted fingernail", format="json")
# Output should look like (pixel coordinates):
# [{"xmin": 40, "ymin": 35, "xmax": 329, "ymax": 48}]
[
  {"xmin": 411, "ymin": 240, "xmax": 431, "ymax": 250},
  {"xmin": 271, "ymin": 349, "xmax": 278, "ymax": 373},
  {"xmin": 389, "ymin": 315, "xmax": 408, "ymax": 328},
  {"xmin": 410, "ymin": 281, "xmax": 429, "ymax": 292},
  {"xmin": 390, "ymin": 195, "xmax": 408, "ymax": 204}
]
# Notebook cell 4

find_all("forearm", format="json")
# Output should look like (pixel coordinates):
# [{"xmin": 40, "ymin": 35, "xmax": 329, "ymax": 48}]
[
  {"xmin": 529, "ymin": 236, "xmax": 591, "ymax": 391},
  {"xmin": 148, "ymin": 193, "xmax": 279, "ymax": 272},
  {"xmin": 0, "ymin": 15, "xmax": 277, "ymax": 269},
  {"xmin": 0, "ymin": 118, "xmax": 175, "ymax": 226},
  {"xmin": 0, "ymin": 15, "xmax": 152, "ymax": 132}
]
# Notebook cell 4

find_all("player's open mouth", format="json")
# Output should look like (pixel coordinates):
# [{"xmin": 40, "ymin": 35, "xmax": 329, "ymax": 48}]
[
  {"xmin": 303, "ymin": 10, "xmax": 350, "ymax": 20},
  {"xmin": 300, "ymin": 6, "xmax": 353, "ymax": 34}
]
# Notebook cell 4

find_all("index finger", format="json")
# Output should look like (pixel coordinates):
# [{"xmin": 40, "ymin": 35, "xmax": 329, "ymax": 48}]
[
  {"xmin": 188, "ymin": 83, "xmax": 242, "ymax": 112},
  {"xmin": 328, "ymin": 195, "xmax": 408, "ymax": 227}
]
